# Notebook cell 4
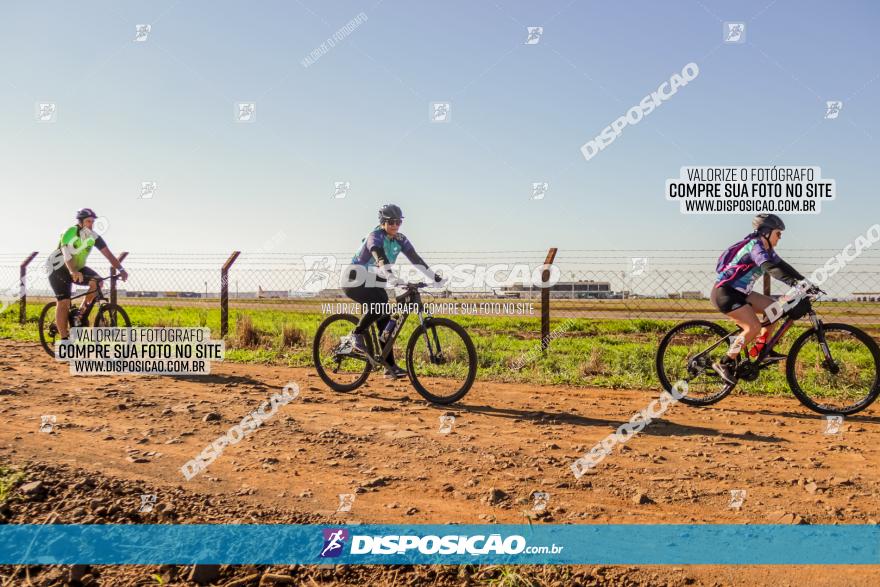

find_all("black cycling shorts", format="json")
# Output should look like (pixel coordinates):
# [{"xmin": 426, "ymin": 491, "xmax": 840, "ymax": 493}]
[
  {"xmin": 711, "ymin": 285, "xmax": 750, "ymax": 314},
  {"xmin": 48, "ymin": 266, "xmax": 100, "ymax": 301}
]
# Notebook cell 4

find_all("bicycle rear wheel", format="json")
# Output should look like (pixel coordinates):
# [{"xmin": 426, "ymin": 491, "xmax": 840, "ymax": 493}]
[
  {"xmin": 406, "ymin": 317, "xmax": 477, "ymax": 405},
  {"xmin": 787, "ymin": 323, "xmax": 880, "ymax": 415},
  {"xmin": 656, "ymin": 320, "xmax": 737, "ymax": 406},
  {"xmin": 95, "ymin": 304, "xmax": 131, "ymax": 327},
  {"xmin": 38, "ymin": 302, "xmax": 60, "ymax": 358},
  {"xmin": 313, "ymin": 314, "xmax": 372, "ymax": 392}
]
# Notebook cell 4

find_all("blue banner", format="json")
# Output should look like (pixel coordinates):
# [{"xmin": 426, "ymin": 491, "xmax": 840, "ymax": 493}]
[{"xmin": 1, "ymin": 524, "xmax": 878, "ymax": 565}]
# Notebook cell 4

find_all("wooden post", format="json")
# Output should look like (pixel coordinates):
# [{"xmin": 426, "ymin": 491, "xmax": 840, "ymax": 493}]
[
  {"xmin": 19, "ymin": 252, "xmax": 38, "ymax": 324},
  {"xmin": 220, "ymin": 251, "xmax": 241, "ymax": 337},
  {"xmin": 541, "ymin": 248, "xmax": 558, "ymax": 352},
  {"xmin": 110, "ymin": 252, "xmax": 128, "ymax": 306}
]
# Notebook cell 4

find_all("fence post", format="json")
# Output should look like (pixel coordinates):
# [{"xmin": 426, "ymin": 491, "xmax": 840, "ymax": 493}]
[
  {"xmin": 541, "ymin": 247, "xmax": 558, "ymax": 352},
  {"xmin": 19, "ymin": 252, "xmax": 38, "ymax": 325},
  {"xmin": 110, "ymin": 252, "xmax": 128, "ymax": 306},
  {"xmin": 220, "ymin": 251, "xmax": 241, "ymax": 337},
  {"xmin": 763, "ymin": 273, "xmax": 771, "ymax": 296}
]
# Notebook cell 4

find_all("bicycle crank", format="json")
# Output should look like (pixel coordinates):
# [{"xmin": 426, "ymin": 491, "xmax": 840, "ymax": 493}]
[{"xmin": 735, "ymin": 361, "xmax": 761, "ymax": 382}]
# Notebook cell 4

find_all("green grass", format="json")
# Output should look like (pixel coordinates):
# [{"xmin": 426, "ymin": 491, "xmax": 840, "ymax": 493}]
[
  {"xmin": 3, "ymin": 301, "xmax": 878, "ymax": 396},
  {"xmin": 481, "ymin": 566, "xmax": 538, "ymax": 587},
  {"xmin": 0, "ymin": 466, "xmax": 24, "ymax": 503}
]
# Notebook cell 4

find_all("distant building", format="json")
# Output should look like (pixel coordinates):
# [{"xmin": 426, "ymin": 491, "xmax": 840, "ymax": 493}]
[
  {"xmin": 257, "ymin": 286, "xmax": 289, "ymax": 299},
  {"xmin": 505, "ymin": 280, "xmax": 614, "ymax": 299},
  {"xmin": 680, "ymin": 291, "xmax": 704, "ymax": 300},
  {"xmin": 852, "ymin": 292, "xmax": 880, "ymax": 302}
]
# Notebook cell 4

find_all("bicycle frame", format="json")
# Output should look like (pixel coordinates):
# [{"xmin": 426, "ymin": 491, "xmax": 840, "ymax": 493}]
[
  {"xmin": 67, "ymin": 275, "xmax": 114, "ymax": 322},
  {"xmin": 693, "ymin": 296, "xmax": 828, "ymax": 375},
  {"xmin": 362, "ymin": 284, "xmax": 437, "ymax": 369}
]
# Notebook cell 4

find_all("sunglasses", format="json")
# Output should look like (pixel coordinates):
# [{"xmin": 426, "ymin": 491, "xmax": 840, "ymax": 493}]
[{"xmin": 384, "ymin": 218, "xmax": 403, "ymax": 226}]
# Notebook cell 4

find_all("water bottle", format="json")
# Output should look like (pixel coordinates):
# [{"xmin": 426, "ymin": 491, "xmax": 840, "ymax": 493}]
[
  {"xmin": 380, "ymin": 318, "xmax": 397, "ymax": 343},
  {"xmin": 749, "ymin": 334, "xmax": 768, "ymax": 358}
]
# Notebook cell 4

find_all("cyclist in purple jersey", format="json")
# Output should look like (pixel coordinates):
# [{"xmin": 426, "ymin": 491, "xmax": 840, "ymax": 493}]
[
  {"xmin": 710, "ymin": 214, "xmax": 807, "ymax": 385},
  {"xmin": 342, "ymin": 204, "xmax": 446, "ymax": 379}
]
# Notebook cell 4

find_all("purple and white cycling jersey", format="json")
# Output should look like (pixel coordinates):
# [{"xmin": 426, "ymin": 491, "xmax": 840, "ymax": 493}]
[{"xmin": 715, "ymin": 234, "xmax": 781, "ymax": 294}]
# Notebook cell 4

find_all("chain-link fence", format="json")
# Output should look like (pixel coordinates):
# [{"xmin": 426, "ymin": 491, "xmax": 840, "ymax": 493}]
[
  {"xmin": 549, "ymin": 248, "xmax": 880, "ymax": 325},
  {"xmin": 3, "ymin": 248, "xmax": 880, "ymax": 337}
]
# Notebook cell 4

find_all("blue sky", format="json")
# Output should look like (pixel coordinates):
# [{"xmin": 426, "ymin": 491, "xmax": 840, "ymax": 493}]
[{"xmin": 1, "ymin": 0, "xmax": 878, "ymax": 259}]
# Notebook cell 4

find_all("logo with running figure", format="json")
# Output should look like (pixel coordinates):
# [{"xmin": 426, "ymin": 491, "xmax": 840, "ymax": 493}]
[
  {"xmin": 332, "ymin": 181, "xmax": 351, "ymax": 199},
  {"xmin": 319, "ymin": 528, "xmax": 350, "ymax": 558},
  {"xmin": 531, "ymin": 182, "xmax": 549, "ymax": 200},
  {"xmin": 438, "ymin": 415, "xmax": 455, "ymax": 434},
  {"xmin": 39, "ymin": 415, "xmax": 57, "ymax": 433},
  {"xmin": 524, "ymin": 27, "xmax": 543, "ymax": 45},
  {"xmin": 138, "ymin": 494, "xmax": 157, "ymax": 513},
  {"xmin": 723, "ymin": 22, "xmax": 746, "ymax": 43},
  {"xmin": 134, "ymin": 24, "xmax": 151, "ymax": 42},
  {"xmin": 728, "ymin": 489, "xmax": 746, "ymax": 509},
  {"xmin": 631, "ymin": 257, "xmax": 649, "ymax": 276},
  {"xmin": 35, "ymin": 102, "xmax": 57, "ymax": 123},
  {"xmin": 824, "ymin": 414, "xmax": 844, "ymax": 435},
  {"xmin": 301, "ymin": 255, "xmax": 337, "ymax": 293},
  {"xmin": 140, "ymin": 181, "xmax": 158, "ymax": 199},
  {"xmin": 824, "ymin": 101, "xmax": 843, "ymax": 120},
  {"xmin": 235, "ymin": 102, "xmax": 256, "ymax": 122},
  {"xmin": 430, "ymin": 102, "xmax": 451, "ymax": 123}
]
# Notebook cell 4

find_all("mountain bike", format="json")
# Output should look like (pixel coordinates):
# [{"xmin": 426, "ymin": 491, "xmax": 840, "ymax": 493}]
[
  {"xmin": 656, "ymin": 287, "xmax": 880, "ymax": 415},
  {"xmin": 313, "ymin": 282, "xmax": 477, "ymax": 405},
  {"xmin": 38, "ymin": 275, "xmax": 131, "ymax": 357}
]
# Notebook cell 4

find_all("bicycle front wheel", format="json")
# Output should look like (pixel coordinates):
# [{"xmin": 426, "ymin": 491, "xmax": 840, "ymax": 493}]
[
  {"xmin": 312, "ymin": 314, "xmax": 372, "ymax": 392},
  {"xmin": 656, "ymin": 320, "xmax": 737, "ymax": 406},
  {"xmin": 787, "ymin": 323, "xmax": 880, "ymax": 415},
  {"xmin": 406, "ymin": 317, "xmax": 477, "ymax": 405}
]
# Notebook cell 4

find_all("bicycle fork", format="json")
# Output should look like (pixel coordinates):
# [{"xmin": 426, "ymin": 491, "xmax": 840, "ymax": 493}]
[
  {"xmin": 808, "ymin": 313, "xmax": 840, "ymax": 374},
  {"xmin": 416, "ymin": 313, "xmax": 443, "ymax": 363}
]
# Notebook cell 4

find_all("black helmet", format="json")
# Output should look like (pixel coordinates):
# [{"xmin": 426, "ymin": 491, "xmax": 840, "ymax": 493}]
[
  {"xmin": 76, "ymin": 208, "xmax": 98, "ymax": 221},
  {"xmin": 378, "ymin": 204, "xmax": 404, "ymax": 223},
  {"xmin": 752, "ymin": 213, "xmax": 785, "ymax": 236}
]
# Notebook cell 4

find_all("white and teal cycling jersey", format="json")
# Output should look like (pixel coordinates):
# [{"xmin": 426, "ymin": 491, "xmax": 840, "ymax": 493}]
[{"xmin": 351, "ymin": 227, "xmax": 416, "ymax": 267}]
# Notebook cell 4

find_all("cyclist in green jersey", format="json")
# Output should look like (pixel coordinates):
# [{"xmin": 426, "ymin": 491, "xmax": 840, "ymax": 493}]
[{"xmin": 47, "ymin": 208, "xmax": 128, "ymax": 343}]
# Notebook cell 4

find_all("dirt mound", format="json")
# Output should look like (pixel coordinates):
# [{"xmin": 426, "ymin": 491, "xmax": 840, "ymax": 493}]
[{"xmin": 0, "ymin": 461, "xmax": 679, "ymax": 587}]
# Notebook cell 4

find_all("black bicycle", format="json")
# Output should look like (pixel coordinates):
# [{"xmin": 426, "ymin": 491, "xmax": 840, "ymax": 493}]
[
  {"xmin": 313, "ymin": 282, "xmax": 477, "ymax": 404},
  {"xmin": 38, "ymin": 274, "xmax": 131, "ymax": 357},
  {"xmin": 656, "ymin": 287, "xmax": 880, "ymax": 415}
]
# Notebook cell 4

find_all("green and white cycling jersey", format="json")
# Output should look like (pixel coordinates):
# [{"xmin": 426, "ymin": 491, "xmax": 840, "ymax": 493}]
[{"xmin": 56, "ymin": 226, "xmax": 106, "ymax": 271}]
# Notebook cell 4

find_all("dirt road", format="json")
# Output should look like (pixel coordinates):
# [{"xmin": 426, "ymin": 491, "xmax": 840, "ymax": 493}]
[{"xmin": 1, "ymin": 338, "xmax": 879, "ymax": 586}]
